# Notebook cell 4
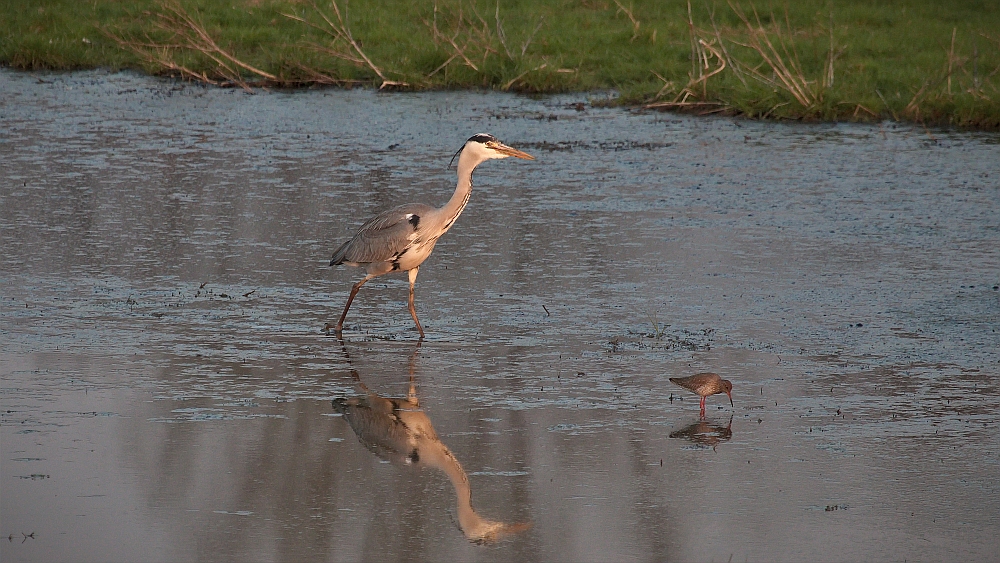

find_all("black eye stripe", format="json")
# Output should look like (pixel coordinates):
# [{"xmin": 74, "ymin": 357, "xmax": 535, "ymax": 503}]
[{"xmin": 467, "ymin": 133, "xmax": 498, "ymax": 144}]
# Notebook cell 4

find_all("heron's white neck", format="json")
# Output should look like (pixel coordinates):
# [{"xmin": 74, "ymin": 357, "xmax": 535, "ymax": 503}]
[
  {"xmin": 419, "ymin": 437, "xmax": 510, "ymax": 543},
  {"xmin": 437, "ymin": 150, "xmax": 488, "ymax": 233}
]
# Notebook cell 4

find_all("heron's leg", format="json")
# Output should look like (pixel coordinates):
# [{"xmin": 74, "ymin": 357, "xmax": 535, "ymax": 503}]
[
  {"xmin": 407, "ymin": 267, "xmax": 425, "ymax": 338},
  {"xmin": 407, "ymin": 340, "xmax": 421, "ymax": 406},
  {"xmin": 335, "ymin": 274, "xmax": 375, "ymax": 333}
]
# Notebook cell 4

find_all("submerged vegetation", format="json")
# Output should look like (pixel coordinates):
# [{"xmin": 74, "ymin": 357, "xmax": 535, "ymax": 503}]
[{"xmin": 3, "ymin": 0, "xmax": 1000, "ymax": 128}]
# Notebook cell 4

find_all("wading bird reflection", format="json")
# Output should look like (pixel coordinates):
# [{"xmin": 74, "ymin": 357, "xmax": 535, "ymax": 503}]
[
  {"xmin": 332, "ymin": 342, "xmax": 529, "ymax": 543},
  {"xmin": 669, "ymin": 372, "xmax": 733, "ymax": 417},
  {"xmin": 669, "ymin": 416, "xmax": 734, "ymax": 451},
  {"xmin": 328, "ymin": 134, "xmax": 534, "ymax": 336}
]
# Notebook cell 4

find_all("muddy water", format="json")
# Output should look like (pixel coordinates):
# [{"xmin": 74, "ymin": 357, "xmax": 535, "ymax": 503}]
[{"xmin": 2, "ymin": 68, "xmax": 999, "ymax": 562}]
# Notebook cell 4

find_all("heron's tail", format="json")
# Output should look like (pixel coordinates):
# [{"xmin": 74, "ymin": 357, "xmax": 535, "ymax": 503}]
[{"xmin": 330, "ymin": 239, "xmax": 351, "ymax": 266}]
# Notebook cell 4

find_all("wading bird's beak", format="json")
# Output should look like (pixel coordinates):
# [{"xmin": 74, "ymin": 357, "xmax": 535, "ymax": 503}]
[
  {"xmin": 727, "ymin": 390, "xmax": 734, "ymax": 408},
  {"xmin": 494, "ymin": 143, "xmax": 535, "ymax": 160}
]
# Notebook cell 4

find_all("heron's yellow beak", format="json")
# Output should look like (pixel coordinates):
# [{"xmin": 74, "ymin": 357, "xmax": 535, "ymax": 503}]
[{"xmin": 490, "ymin": 142, "xmax": 535, "ymax": 160}]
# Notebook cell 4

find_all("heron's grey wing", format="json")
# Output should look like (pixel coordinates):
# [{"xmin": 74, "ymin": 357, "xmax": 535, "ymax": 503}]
[
  {"xmin": 331, "ymin": 203, "xmax": 435, "ymax": 265},
  {"xmin": 336, "ymin": 395, "xmax": 421, "ymax": 464}
]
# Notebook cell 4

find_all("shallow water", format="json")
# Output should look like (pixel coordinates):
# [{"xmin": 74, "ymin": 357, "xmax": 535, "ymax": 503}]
[{"xmin": 1, "ymin": 68, "xmax": 999, "ymax": 562}]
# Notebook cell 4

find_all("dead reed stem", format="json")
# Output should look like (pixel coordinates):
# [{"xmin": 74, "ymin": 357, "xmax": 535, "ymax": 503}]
[
  {"xmin": 423, "ymin": 1, "xmax": 544, "ymax": 86},
  {"xmin": 425, "ymin": 2, "xmax": 482, "ymax": 73},
  {"xmin": 503, "ymin": 62, "xmax": 547, "ymax": 90},
  {"xmin": 709, "ymin": 6, "xmax": 746, "ymax": 86},
  {"xmin": 646, "ymin": 1, "xmax": 726, "ymax": 108},
  {"xmin": 728, "ymin": 1, "xmax": 817, "ymax": 108},
  {"xmin": 494, "ymin": 2, "xmax": 543, "ymax": 59},
  {"xmin": 106, "ymin": 0, "xmax": 275, "ymax": 91},
  {"xmin": 613, "ymin": 0, "xmax": 641, "ymax": 42},
  {"xmin": 947, "ymin": 27, "xmax": 956, "ymax": 96},
  {"xmin": 284, "ymin": 1, "xmax": 406, "ymax": 89}
]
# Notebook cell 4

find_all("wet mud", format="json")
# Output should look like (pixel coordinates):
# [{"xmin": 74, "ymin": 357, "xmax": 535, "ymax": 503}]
[{"xmin": 2, "ymin": 69, "xmax": 999, "ymax": 561}]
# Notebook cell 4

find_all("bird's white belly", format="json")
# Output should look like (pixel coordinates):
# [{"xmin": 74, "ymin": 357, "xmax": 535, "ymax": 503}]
[{"xmin": 396, "ymin": 238, "xmax": 438, "ymax": 271}]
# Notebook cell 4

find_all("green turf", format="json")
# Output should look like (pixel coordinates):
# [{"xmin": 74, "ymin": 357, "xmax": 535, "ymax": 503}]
[{"xmin": 3, "ymin": 0, "xmax": 999, "ymax": 128}]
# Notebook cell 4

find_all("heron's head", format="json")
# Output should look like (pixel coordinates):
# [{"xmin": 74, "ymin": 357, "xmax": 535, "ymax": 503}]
[
  {"xmin": 450, "ymin": 133, "xmax": 535, "ymax": 167},
  {"xmin": 722, "ymin": 379, "xmax": 733, "ymax": 407}
]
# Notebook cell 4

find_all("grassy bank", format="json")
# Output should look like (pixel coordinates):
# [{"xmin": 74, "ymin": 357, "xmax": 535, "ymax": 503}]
[{"xmin": 3, "ymin": 0, "xmax": 1000, "ymax": 128}]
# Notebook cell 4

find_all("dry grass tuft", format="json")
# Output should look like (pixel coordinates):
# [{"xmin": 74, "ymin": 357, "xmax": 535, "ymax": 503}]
[
  {"xmin": 105, "ymin": 0, "xmax": 276, "ymax": 91},
  {"xmin": 423, "ymin": 0, "xmax": 545, "ymax": 89},
  {"xmin": 645, "ymin": 1, "xmax": 727, "ymax": 112},
  {"xmin": 726, "ymin": 2, "xmax": 819, "ymax": 108},
  {"xmin": 284, "ymin": 1, "xmax": 407, "ymax": 89}
]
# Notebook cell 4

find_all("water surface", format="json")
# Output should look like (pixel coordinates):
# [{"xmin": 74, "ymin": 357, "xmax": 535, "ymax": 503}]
[{"xmin": 2, "ymin": 69, "xmax": 999, "ymax": 562}]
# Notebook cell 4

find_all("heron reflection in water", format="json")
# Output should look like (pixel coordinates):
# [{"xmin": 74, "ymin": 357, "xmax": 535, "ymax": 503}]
[
  {"xmin": 668, "ymin": 416, "xmax": 733, "ymax": 451},
  {"xmin": 332, "ymin": 342, "xmax": 530, "ymax": 544}
]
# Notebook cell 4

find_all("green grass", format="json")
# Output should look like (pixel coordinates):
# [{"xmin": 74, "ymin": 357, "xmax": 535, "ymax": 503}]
[{"xmin": 3, "ymin": 0, "xmax": 1000, "ymax": 128}]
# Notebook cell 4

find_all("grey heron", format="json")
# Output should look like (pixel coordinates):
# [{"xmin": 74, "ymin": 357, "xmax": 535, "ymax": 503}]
[{"xmin": 328, "ymin": 133, "xmax": 534, "ymax": 336}]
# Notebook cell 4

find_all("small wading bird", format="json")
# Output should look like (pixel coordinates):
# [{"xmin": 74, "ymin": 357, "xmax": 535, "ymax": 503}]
[
  {"xmin": 328, "ymin": 134, "xmax": 534, "ymax": 336},
  {"xmin": 669, "ymin": 372, "xmax": 733, "ymax": 416}
]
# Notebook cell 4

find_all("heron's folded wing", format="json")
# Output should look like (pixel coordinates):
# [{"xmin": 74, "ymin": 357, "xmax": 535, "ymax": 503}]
[{"xmin": 332, "ymin": 203, "xmax": 434, "ymax": 265}]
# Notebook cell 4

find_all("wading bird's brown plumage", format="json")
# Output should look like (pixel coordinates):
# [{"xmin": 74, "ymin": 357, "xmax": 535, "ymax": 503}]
[
  {"xmin": 328, "ymin": 133, "xmax": 534, "ymax": 336},
  {"xmin": 669, "ymin": 372, "xmax": 733, "ymax": 416}
]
